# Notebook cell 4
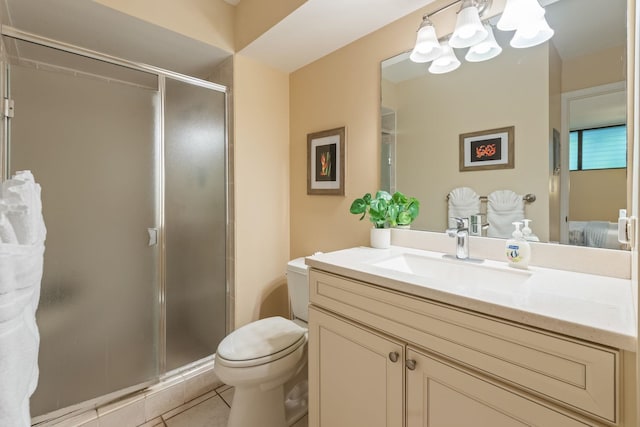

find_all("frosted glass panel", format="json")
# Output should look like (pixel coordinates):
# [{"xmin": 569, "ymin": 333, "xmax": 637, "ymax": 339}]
[
  {"xmin": 7, "ymin": 46, "xmax": 160, "ymax": 416},
  {"xmin": 164, "ymin": 78, "xmax": 227, "ymax": 370}
]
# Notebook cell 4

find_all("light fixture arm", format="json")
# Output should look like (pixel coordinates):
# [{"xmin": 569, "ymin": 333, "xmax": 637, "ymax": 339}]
[{"xmin": 425, "ymin": 0, "xmax": 492, "ymax": 20}]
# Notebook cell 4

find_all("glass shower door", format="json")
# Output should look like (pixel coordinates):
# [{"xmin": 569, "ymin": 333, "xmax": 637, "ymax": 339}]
[
  {"xmin": 164, "ymin": 78, "xmax": 227, "ymax": 371},
  {"xmin": 5, "ymin": 39, "xmax": 161, "ymax": 416}
]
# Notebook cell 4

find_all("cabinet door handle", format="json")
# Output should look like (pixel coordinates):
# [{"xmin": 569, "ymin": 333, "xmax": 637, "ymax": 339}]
[
  {"xmin": 406, "ymin": 359, "xmax": 417, "ymax": 370},
  {"xmin": 388, "ymin": 351, "xmax": 399, "ymax": 363}
]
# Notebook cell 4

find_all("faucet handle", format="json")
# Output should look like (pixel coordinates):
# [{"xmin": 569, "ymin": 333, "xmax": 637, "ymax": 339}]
[{"xmin": 450, "ymin": 217, "xmax": 468, "ymax": 229}]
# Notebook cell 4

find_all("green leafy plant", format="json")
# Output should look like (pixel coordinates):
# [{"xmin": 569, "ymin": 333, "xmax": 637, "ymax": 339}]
[
  {"xmin": 388, "ymin": 191, "xmax": 420, "ymax": 227},
  {"xmin": 349, "ymin": 190, "xmax": 393, "ymax": 228},
  {"xmin": 350, "ymin": 190, "xmax": 420, "ymax": 228}
]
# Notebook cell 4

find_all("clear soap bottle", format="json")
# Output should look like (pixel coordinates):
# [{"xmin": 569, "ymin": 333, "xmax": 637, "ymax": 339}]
[{"xmin": 505, "ymin": 221, "xmax": 531, "ymax": 269}]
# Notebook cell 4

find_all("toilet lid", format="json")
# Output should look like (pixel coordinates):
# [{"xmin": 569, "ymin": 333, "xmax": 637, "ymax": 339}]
[{"xmin": 217, "ymin": 316, "xmax": 307, "ymax": 362}]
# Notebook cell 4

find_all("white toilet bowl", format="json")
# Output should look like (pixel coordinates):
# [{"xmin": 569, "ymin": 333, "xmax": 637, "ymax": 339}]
[
  {"xmin": 214, "ymin": 258, "xmax": 310, "ymax": 427},
  {"xmin": 214, "ymin": 316, "xmax": 308, "ymax": 427}
]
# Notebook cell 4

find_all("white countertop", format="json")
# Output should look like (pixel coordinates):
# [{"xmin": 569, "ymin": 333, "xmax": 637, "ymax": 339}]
[{"xmin": 305, "ymin": 246, "xmax": 637, "ymax": 352}]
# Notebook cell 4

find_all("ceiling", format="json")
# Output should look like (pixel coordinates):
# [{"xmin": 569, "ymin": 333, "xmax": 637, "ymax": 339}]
[
  {"xmin": 1, "ymin": 0, "xmax": 232, "ymax": 79},
  {"xmin": 0, "ymin": 0, "xmax": 627, "ymax": 79},
  {"xmin": 1, "ymin": 0, "xmax": 439, "ymax": 76},
  {"xmin": 238, "ymin": 0, "xmax": 439, "ymax": 72}
]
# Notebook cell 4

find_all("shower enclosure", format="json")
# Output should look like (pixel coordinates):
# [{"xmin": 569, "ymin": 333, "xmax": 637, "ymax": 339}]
[{"xmin": 1, "ymin": 28, "xmax": 229, "ymax": 418}]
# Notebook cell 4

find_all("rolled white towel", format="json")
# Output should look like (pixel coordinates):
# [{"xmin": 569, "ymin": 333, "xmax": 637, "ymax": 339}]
[
  {"xmin": 2, "ymin": 171, "xmax": 45, "ymax": 245},
  {"xmin": 487, "ymin": 190, "xmax": 525, "ymax": 238},
  {"xmin": 447, "ymin": 187, "xmax": 480, "ymax": 228},
  {"xmin": 0, "ymin": 208, "xmax": 19, "ymax": 244},
  {"xmin": 0, "ymin": 171, "xmax": 45, "ymax": 427}
]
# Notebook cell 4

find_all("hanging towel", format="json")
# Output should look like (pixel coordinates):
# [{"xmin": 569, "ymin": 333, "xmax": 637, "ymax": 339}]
[
  {"xmin": 447, "ymin": 187, "xmax": 481, "ymax": 228},
  {"xmin": 0, "ymin": 171, "xmax": 46, "ymax": 427},
  {"xmin": 583, "ymin": 221, "xmax": 610, "ymax": 248},
  {"xmin": 487, "ymin": 190, "xmax": 524, "ymax": 238}
]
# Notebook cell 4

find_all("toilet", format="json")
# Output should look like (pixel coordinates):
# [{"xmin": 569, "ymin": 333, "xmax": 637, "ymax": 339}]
[{"xmin": 214, "ymin": 257, "xmax": 309, "ymax": 427}]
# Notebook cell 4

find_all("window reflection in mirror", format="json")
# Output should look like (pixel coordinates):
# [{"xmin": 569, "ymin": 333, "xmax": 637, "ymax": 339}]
[{"xmin": 380, "ymin": 0, "xmax": 629, "ymax": 250}]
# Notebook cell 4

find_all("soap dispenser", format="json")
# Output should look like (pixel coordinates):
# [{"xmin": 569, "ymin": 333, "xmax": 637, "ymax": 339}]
[
  {"xmin": 521, "ymin": 219, "xmax": 539, "ymax": 242},
  {"xmin": 505, "ymin": 221, "xmax": 531, "ymax": 269}
]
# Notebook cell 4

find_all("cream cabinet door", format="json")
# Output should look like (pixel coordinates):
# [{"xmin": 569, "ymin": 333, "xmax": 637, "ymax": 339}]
[
  {"xmin": 308, "ymin": 306, "xmax": 404, "ymax": 427},
  {"xmin": 406, "ymin": 347, "xmax": 595, "ymax": 427}
]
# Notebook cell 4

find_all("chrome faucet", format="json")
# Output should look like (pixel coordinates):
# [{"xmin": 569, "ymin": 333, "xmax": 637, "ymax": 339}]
[{"xmin": 446, "ymin": 217, "xmax": 470, "ymax": 260}]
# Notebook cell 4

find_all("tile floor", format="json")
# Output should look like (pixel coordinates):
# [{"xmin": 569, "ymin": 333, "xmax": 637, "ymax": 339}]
[{"xmin": 138, "ymin": 384, "xmax": 308, "ymax": 427}]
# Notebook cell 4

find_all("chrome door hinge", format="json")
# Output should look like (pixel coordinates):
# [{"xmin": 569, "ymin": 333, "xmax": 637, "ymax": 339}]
[{"xmin": 3, "ymin": 98, "xmax": 14, "ymax": 118}]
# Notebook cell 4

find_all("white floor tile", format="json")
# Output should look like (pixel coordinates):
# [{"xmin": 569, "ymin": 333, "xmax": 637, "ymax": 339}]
[
  {"xmin": 97, "ymin": 394, "xmax": 146, "ymax": 427},
  {"xmin": 137, "ymin": 417, "xmax": 164, "ymax": 427},
  {"xmin": 161, "ymin": 390, "xmax": 217, "ymax": 420},
  {"xmin": 218, "ymin": 387, "xmax": 234, "ymax": 407},
  {"xmin": 145, "ymin": 379, "xmax": 185, "ymax": 421},
  {"xmin": 163, "ymin": 395, "xmax": 229, "ymax": 427}
]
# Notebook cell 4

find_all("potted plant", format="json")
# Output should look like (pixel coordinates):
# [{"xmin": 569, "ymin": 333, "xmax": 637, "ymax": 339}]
[
  {"xmin": 388, "ymin": 191, "xmax": 420, "ymax": 228},
  {"xmin": 350, "ymin": 190, "xmax": 420, "ymax": 248},
  {"xmin": 350, "ymin": 190, "xmax": 393, "ymax": 248}
]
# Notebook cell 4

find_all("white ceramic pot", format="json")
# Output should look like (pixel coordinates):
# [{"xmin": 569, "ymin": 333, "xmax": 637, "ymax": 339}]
[{"xmin": 370, "ymin": 228, "xmax": 391, "ymax": 249}]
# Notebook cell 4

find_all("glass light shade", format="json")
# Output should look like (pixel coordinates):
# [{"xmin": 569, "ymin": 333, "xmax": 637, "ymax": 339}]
[
  {"xmin": 409, "ymin": 21, "xmax": 442, "ymax": 63},
  {"xmin": 465, "ymin": 25, "xmax": 502, "ymax": 62},
  {"xmin": 429, "ymin": 42, "xmax": 461, "ymax": 74},
  {"xmin": 497, "ymin": 0, "xmax": 545, "ymax": 31},
  {"xmin": 510, "ymin": 16, "xmax": 554, "ymax": 48},
  {"xmin": 449, "ymin": 4, "xmax": 488, "ymax": 48}
]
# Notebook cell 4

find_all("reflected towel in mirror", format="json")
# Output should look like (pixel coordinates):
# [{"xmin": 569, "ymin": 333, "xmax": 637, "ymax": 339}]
[
  {"xmin": 447, "ymin": 187, "xmax": 481, "ymax": 228},
  {"xmin": 487, "ymin": 190, "xmax": 525, "ymax": 238}
]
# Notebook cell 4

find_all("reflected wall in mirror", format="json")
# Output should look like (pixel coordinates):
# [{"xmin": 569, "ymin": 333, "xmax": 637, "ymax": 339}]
[{"xmin": 381, "ymin": 0, "xmax": 629, "ymax": 250}]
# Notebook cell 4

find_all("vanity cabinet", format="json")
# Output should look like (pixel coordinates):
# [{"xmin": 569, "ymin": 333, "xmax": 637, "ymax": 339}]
[
  {"xmin": 308, "ymin": 268, "xmax": 628, "ymax": 427},
  {"xmin": 308, "ymin": 307, "xmax": 404, "ymax": 427},
  {"xmin": 406, "ymin": 347, "xmax": 596, "ymax": 426}
]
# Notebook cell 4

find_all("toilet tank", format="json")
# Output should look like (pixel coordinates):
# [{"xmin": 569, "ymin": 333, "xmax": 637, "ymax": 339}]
[{"xmin": 286, "ymin": 257, "xmax": 309, "ymax": 323}]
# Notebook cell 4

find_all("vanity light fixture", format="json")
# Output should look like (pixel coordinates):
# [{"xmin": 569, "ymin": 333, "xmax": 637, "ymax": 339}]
[
  {"xmin": 409, "ymin": 15, "xmax": 443, "ymax": 63},
  {"xmin": 428, "ymin": 40, "xmax": 461, "ymax": 74},
  {"xmin": 497, "ymin": 0, "xmax": 545, "ymax": 31},
  {"xmin": 465, "ymin": 24, "xmax": 502, "ymax": 62},
  {"xmin": 409, "ymin": 0, "xmax": 552, "ymax": 74},
  {"xmin": 449, "ymin": 0, "xmax": 488, "ymax": 48},
  {"xmin": 509, "ymin": 15, "xmax": 554, "ymax": 48}
]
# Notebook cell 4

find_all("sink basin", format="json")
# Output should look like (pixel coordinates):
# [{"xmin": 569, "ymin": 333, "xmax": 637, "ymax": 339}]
[{"xmin": 370, "ymin": 253, "xmax": 531, "ymax": 289}]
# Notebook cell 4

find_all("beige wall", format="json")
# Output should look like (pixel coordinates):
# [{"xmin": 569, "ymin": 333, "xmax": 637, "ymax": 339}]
[
  {"xmin": 386, "ymin": 44, "xmax": 550, "ymax": 240},
  {"xmin": 562, "ymin": 46, "xmax": 626, "ymax": 92},
  {"xmin": 562, "ymin": 45, "xmax": 628, "ymax": 225},
  {"xmin": 290, "ymin": 37, "xmax": 387, "ymax": 256},
  {"xmin": 289, "ymin": 0, "xmax": 531, "ymax": 256},
  {"xmin": 235, "ymin": 0, "xmax": 307, "ymax": 51},
  {"xmin": 95, "ymin": 0, "xmax": 235, "ymax": 52},
  {"xmin": 549, "ymin": 43, "xmax": 562, "ymax": 242},
  {"xmin": 290, "ymin": 1, "xmax": 461, "ymax": 257},
  {"xmin": 234, "ymin": 54, "xmax": 291, "ymax": 327},
  {"xmin": 570, "ymin": 169, "xmax": 627, "ymax": 222}
]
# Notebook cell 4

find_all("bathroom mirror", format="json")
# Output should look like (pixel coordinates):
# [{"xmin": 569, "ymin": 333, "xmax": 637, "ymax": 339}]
[{"xmin": 381, "ymin": 0, "xmax": 629, "ymax": 249}]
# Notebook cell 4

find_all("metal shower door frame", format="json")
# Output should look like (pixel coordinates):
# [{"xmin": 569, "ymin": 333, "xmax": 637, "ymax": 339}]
[{"xmin": 0, "ymin": 24, "xmax": 232, "ymax": 420}]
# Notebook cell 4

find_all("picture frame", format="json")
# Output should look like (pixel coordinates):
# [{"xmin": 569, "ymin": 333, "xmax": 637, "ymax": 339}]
[
  {"xmin": 307, "ymin": 127, "xmax": 345, "ymax": 195},
  {"xmin": 459, "ymin": 126, "xmax": 514, "ymax": 172}
]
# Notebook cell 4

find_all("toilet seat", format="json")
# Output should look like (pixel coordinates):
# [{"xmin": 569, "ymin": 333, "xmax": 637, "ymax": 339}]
[{"xmin": 216, "ymin": 316, "xmax": 307, "ymax": 368}]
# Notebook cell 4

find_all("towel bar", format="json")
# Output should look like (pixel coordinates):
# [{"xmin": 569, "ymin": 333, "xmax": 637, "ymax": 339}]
[{"xmin": 446, "ymin": 193, "xmax": 536, "ymax": 203}]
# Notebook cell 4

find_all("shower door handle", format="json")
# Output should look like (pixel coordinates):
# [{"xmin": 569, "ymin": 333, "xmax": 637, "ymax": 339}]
[{"xmin": 147, "ymin": 228, "xmax": 158, "ymax": 246}]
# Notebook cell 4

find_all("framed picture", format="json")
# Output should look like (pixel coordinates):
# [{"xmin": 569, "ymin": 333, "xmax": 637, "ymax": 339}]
[
  {"xmin": 459, "ymin": 126, "xmax": 514, "ymax": 172},
  {"xmin": 307, "ymin": 127, "xmax": 345, "ymax": 195}
]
